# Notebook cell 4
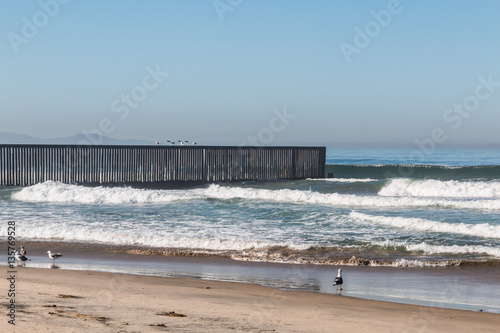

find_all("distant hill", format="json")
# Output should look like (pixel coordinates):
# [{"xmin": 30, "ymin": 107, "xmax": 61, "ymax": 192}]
[
  {"xmin": 0, "ymin": 132, "xmax": 153, "ymax": 145},
  {"xmin": 0, "ymin": 132, "xmax": 42, "ymax": 144}
]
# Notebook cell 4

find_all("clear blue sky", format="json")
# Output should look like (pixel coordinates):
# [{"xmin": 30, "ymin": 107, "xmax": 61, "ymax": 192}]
[{"xmin": 1, "ymin": 0, "xmax": 499, "ymax": 148}]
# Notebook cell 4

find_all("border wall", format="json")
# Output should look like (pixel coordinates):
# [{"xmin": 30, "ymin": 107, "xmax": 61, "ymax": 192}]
[{"xmin": 0, "ymin": 145, "xmax": 326, "ymax": 186}]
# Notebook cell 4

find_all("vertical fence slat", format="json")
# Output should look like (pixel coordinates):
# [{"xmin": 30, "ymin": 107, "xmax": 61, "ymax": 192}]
[{"xmin": 0, "ymin": 145, "xmax": 325, "ymax": 186}]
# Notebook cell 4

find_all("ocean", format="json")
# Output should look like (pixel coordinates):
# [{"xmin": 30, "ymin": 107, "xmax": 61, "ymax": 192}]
[{"xmin": 2, "ymin": 148, "xmax": 500, "ymax": 312}]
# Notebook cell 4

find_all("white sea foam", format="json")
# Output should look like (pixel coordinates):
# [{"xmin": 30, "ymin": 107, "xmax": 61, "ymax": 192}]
[
  {"xmin": 12, "ymin": 181, "xmax": 198, "ymax": 204},
  {"xmin": 231, "ymin": 252, "xmax": 462, "ymax": 267},
  {"xmin": 13, "ymin": 181, "xmax": 500, "ymax": 210},
  {"xmin": 349, "ymin": 211, "xmax": 500, "ymax": 239},
  {"xmin": 204, "ymin": 184, "xmax": 500, "ymax": 210},
  {"xmin": 307, "ymin": 178, "xmax": 376, "ymax": 183},
  {"xmin": 379, "ymin": 178, "xmax": 500, "ymax": 198},
  {"xmin": 384, "ymin": 259, "xmax": 460, "ymax": 268},
  {"xmin": 17, "ymin": 221, "xmax": 276, "ymax": 251},
  {"xmin": 374, "ymin": 240, "xmax": 500, "ymax": 258}
]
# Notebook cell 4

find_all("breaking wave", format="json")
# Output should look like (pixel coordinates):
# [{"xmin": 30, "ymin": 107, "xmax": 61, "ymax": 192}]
[
  {"xmin": 372, "ymin": 240, "xmax": 500, "ymax": 259},
  {"xmin": 349, "ymin": 212, "xmax": 500, "ymax": 239},
  {"xmin": 203, "ymin": 184, "xmax": 500, "ymax": 210},
  {"xmin": 379, "ymin": 178, "xmax": 500, "ymax": 198},
  {"xmin": 12, "ymin": 181, "xmax": 199, "ymax": 204},
  {"xmin": 12, "ymin": 181, "xmax": 500, "ymax": 210}
]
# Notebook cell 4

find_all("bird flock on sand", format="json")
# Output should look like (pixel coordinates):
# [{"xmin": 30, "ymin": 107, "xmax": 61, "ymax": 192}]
[{"xmin": 13, "ymin": 245, "xmax": 63, "ymax": 267}]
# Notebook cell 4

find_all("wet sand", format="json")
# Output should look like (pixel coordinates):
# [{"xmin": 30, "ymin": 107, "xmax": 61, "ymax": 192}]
[
  {"xmin": 4, "ymin": 240, "xmax": 500, "ymax": 315},
  {"xmin": 2, "ymin": 266, "xmax": 500, "ymax": 332}
]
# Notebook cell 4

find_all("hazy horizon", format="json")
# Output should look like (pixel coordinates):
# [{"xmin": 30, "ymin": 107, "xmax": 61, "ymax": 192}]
[{"xmin": 1, "ymin": 1, "xmax": 499, "ymax": 150}]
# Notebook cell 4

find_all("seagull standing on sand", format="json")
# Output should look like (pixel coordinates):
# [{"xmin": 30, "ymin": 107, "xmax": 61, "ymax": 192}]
[
  {"xmin": 47, "ymin": 250, "xmax": 63, "ymax": 263},
  {"xmin": 333, "ymin": 268, "xmax": 343, "ymax": 293},
  {"xmin": 15, "ymin": 250, "xmax": 30, "ymax": 266}
]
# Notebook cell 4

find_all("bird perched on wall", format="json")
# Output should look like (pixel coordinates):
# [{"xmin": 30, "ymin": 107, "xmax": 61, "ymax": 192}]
[
  {"xmin": 333, "ymin": 268, "xmax": 343, "ymax": 293},
  {"xmin": 47, "ymin": 250, "xmax": 63, "ymax": 263}
]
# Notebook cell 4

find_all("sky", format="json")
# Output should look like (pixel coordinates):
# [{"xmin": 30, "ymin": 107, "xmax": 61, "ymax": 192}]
[{"xmin": 1, "ymin": 0, "xmax": 499, "ymax": 148}]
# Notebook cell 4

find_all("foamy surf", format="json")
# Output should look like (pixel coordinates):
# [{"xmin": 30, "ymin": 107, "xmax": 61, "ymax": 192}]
[
  {"xmin": 349, "ymin": 211, "xmax": 500, "ymax": 239},
  {"xmin": 5, "ymin": 156, "xmax": 500, "ymax": 270},
  {"xmin": 373, "ymin": 240, "xmax": 500, "ymax": 258},
  {"xmin": 12, "ymin": 181, "xmax": 200, "ymax": 204},
  {"xmin": 17, "ymin": 221, "xmax": 279, "ymax": 251},
  {"xmin": 379, "ymin": 178, "xmax": 500, "ymax": 198},
  {"xmin": 204, "ymin": 184, "xmax": 500, "ymax": 210},
  {"xmin": 307, "ymin": 178, "xmax": 376, "ymax": 183},
  {"xmin": 12, "ymin": 181, "xmax": 500, "ymax": 210}
]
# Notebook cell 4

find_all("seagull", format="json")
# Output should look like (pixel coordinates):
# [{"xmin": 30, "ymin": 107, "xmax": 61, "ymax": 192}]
[
  {"xmin": 192, "ymin": 142, "xmax": 197, "ymax": 145},
  {"xmin": 47, "ymin": 250, "xmax": 63, "ymax": 263},
  {"xmin": 178, "ymin": 140, "xmax": 188, "ymax": 145},
  {"xmin": 333, "ymin": 268, "xmax": 343, "ymax": 293},
  {"xmin": 155, "ymin": 141, "xmax": 160, "ymax": 145},
  {"xmin": 15, "ymin": 250, "xmax": 30, "ymax": 266},
  {"xmin": 166, "ymin": 140, "xmax": 175, "ymax": 145}
]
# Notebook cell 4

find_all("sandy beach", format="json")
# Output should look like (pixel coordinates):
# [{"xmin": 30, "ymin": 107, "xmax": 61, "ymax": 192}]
[{"xmin": 2, "ymin": 266, "xmax": 499, "ymax": 333}]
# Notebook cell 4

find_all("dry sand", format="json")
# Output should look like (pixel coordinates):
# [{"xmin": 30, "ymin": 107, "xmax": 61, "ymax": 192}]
[{"xmin": 2, "ymin": 266, "xmax": 499, "ymax": 333}]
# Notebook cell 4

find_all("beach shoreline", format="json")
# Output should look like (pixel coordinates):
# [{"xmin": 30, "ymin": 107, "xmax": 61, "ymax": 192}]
[
  {"xmin": 2, "ymin": 266, "xmax": 500, "ymax": 332},
  {"xmin": 3, "ymin": 240, "xmax": 500, "ymax": 316}
]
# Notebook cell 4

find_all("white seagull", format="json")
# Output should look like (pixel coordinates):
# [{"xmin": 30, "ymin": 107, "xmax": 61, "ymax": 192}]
[
  {"xmin": 166, "ymin": 140, "xmax": 175, "ymax": 145},
  {"xmin": 178, "ymin": 140, "xmax": 189, "ymax": 145},
  {"xmin": 333, "ymin": 268, "xmax": 343, "ymax": 293},
  {"xmin": 47, "ymin": 250, "xmax": 63, "ymax": 263},
  {"xmin": 15, "ymin": 250, "xmax": 30, "ymax": 266}
]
